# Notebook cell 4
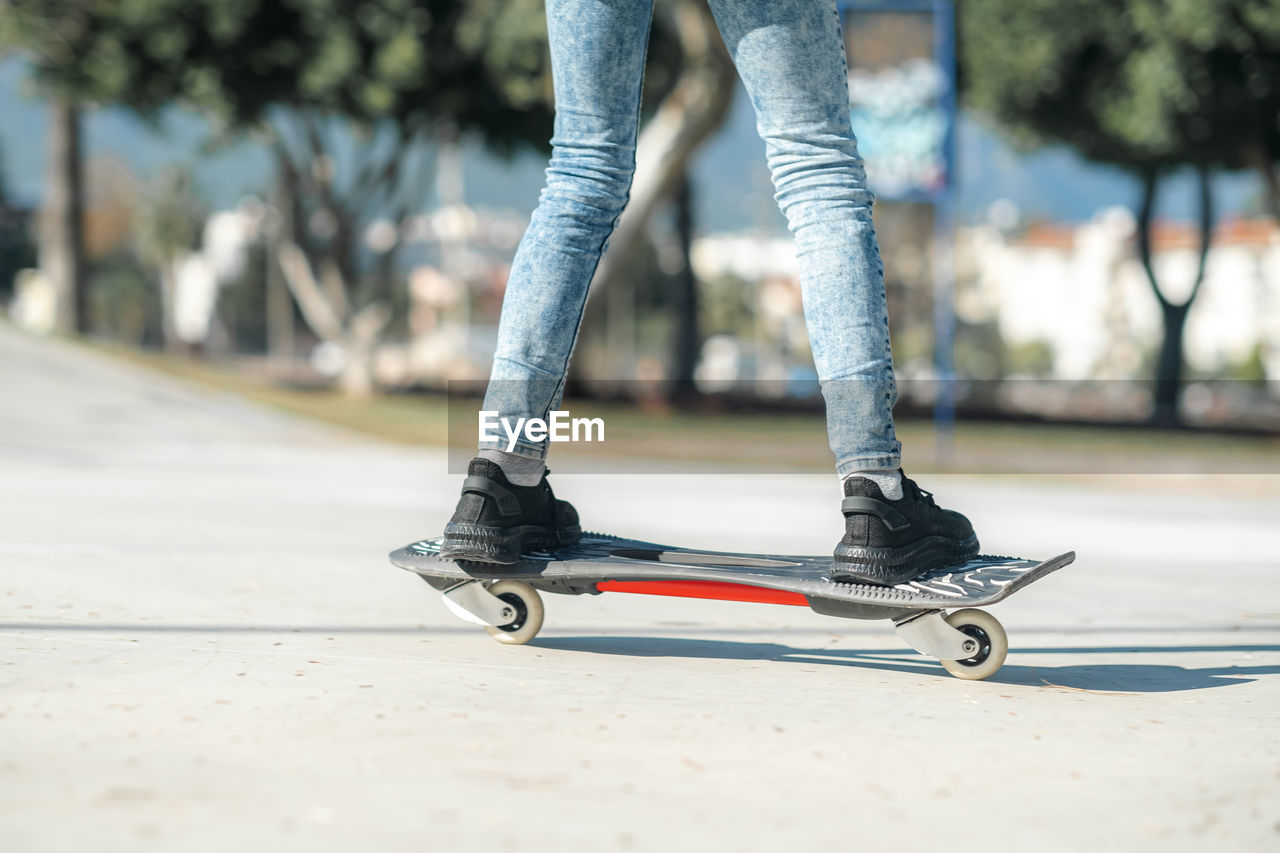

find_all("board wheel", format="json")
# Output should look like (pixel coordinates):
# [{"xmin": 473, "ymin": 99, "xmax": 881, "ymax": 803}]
[
  {"xmin": 483, "ymin": 580, "xmax": 544, "ymax": 645},
  {"xmin": 940, "ymin": 608, "xmax": 1008, "ymax": 680}
]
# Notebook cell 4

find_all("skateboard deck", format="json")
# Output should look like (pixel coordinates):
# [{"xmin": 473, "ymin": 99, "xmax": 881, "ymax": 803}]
[
  {"xmin": 391, "ymin": 533, "xmax": 1074, "ymax": 615},
  {"xmin": 391, "ymin": 533, "xmax": 1074, "ymax": 680}
]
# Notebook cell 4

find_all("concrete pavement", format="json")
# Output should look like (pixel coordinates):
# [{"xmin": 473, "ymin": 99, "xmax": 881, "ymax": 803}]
[{"xmin": 2, "ymin": 323, "xmax": 1278, "ymax": 852}]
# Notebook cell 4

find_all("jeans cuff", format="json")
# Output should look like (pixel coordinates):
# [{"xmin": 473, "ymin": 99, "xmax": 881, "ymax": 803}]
[
  {"xmin": 477, "ymin": 441, "xmax": 547, "ymax": 462},
  {"xmin": 835, "ymin": 456, "xmax": 902, "ymax": 479}
]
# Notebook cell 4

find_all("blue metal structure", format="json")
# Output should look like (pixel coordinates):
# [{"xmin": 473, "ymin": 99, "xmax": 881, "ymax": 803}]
[{"xmin": 838, "ymin": 0, "xmax": 958, "ymax": 452}]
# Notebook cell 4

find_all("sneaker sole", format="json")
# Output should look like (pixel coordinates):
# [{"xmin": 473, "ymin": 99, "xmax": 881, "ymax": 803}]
[
  {"xmin": 439, "ymin": 522, "xmax": 582, "ymax": 565},
  {"xmin": 832, "ymin": 534, "xmax": 980, "ymax": 585}
]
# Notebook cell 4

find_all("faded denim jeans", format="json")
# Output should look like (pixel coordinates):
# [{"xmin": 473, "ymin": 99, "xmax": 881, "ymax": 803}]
[{"xmin": 482, "ymin": 0, "xmax": 901, "ymax": 478}]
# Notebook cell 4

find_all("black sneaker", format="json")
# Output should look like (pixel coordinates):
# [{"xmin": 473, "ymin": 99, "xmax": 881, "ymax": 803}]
[
  {"xmin": 832, "ymin": 471, "xmax": 979, "ymax": 585},
  {"xmin": 439, "ymin": 458, "xmax": 582, "ymax": 564}
]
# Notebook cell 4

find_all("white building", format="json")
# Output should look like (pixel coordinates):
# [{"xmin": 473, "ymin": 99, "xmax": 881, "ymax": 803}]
[{"xmin": 959, "ymin": 210, "xmax": 1280, "ymax": 380}]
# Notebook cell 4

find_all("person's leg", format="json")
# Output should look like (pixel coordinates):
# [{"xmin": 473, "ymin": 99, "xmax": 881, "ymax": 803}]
[
  {"xmin": 705, "ymin": 0, "xmax": 900, "ymax": 482},
  {"xmin": 706, "ymin": 0, "xmax": 977, "ymax": 582},
  {"xmin": 481, "ymin": 0, "xmax": 656, "ymax": 474},
  {"xmin": 443, "ymin": 0, "xmax": 653, "ymax": 562}
]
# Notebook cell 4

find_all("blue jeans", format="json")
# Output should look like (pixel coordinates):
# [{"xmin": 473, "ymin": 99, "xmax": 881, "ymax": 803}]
[{"xmin": 482, "ymin": 0, "xmax": 901, "ymax": 478}]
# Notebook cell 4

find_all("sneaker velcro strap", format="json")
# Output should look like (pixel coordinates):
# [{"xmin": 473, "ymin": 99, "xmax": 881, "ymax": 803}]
[
  {"xmin": 840, "ymin": 496, "xmax": 910, "ymax": 532},
  {"xmin": 462, "ymin": 476, "xmax": 522, "ymax": 517}
]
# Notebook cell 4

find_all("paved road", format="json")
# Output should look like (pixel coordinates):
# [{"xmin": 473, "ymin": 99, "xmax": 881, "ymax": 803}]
[{"xmin": 2, "ymin": 324, "xmax": 1278, "ymax": 852}]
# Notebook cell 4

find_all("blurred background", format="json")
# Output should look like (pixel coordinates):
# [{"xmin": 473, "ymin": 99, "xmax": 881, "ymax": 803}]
[{"xmin": 1, "ymin": 0, "xmax": 1277, "ymax": 472}]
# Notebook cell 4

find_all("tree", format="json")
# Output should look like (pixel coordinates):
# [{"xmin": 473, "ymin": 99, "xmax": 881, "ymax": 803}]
[
  {"xmin": 962, "ymin": 0, "xmax": 1280, "ymax": 424},
  {"xmin": 0, "ymin": 3, "xmax": 89, "ymax": 334},
  {"xmin": 1, "ymin": 0, "xmax": 560, "ymax": 394},
  {"xmin": 5, "ymin": 0, "xmax": 713, "ymax": 394}
]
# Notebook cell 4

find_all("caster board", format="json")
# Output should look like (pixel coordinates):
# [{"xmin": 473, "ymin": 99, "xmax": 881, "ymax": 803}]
[{"xmin": 389, "ymin": 534, "xmax": 1075, "ymax": 680}]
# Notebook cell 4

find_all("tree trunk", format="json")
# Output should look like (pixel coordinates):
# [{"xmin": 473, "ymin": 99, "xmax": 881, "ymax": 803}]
[
  {"xmin": 159, "ymin": 260, "xmax": 180, "ymax": 354},
  {"xmin": 594, "ymin": 0, "xmax": 735, "ymax": 285},
  {"xmin": 1258, "ymin": 159, "xmax": 1280, "ymax": 224},
  {"xmin": 277, "ymin": 240, "xmax": 391, "ymax": 397},
  {"xmin": 40, "ymin": 96, "xmax": 86, "ymax": 335},
  {"xmin": 276, "ymin": 241, "xmax": 347, "ymax": 344},
  {"xmin": 1152, "ymin": 302, "xmax": 1189, "ymax": 425},
  {"xmin": 668, "ymin": 171, "xmax": 699, "ymax": 398},
  {"xmin": 575, "ymin": 0, "xmax": 736, "ymax": 370},
  {"xmin": 264, "ymin": 123, "xmax": 417, "ymax": 396},
  {"xmin": 266, "ymin": 176, "xmax": 298, "ymax": 360},
  {"xmin": 1137, "ymin": 166, "xmax": 1213, "ymax": 426},
  {"xmin": 1246, "ymin": 140, "xmax": 1280, "ymax": 224},
  {"xmin": 338, "ymin": 302, "xmax": 391, "ymax": 399}
]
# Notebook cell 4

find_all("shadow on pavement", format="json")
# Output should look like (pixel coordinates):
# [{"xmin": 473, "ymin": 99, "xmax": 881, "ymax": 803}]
[
  {"xmin": 7, "ymin": 624, "xmax": 1277, "ymax": 692},
  {"xmin": 532, "ymin": 636, "xmax": 1280, "ymax": 693},
  {"xmin": 6, "ymin": 622, "xmax": 1276, "ymax": 639}
]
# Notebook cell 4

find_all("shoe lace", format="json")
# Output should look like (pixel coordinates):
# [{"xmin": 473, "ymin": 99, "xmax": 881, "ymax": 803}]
[{"xmin": 905, "ymin": 476, "xmax": 937, "ymax": 508}]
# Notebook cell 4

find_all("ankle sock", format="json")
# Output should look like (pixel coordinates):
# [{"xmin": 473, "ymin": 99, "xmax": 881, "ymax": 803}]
[
  {"xmin": 478, "ymin": 449, "xmax": 547, "ymax": 487},
  {"xmin": 845, "ymin": 468, "xmax": 904, "ymax": 500}
]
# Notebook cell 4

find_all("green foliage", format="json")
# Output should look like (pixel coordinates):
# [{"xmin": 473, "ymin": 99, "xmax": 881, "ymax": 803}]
[
  {"xmin": 454, "ymin": 0, "xmax": 551, "ymax": 112},
  {"xmin": 134, "ymin": 166, "xmax": 206, "ymax": 268},
  {"xmin": 700, "ymin": 272, "xmax": 757, "ymax": 341},
  {"xmin": 962, "ymin": 0, "xmax": 1280, "ymax": 171},
  {"xmin": 1004, "ymin": 338, "xmax": 1056, "ymax": 379},
  {"xmin": 1211, "ymin": 342, "xmax": 1268, "ymax": 381},
  {"xmin": 88, "ymin": 249, "xmax": 161, "ymax": 346},
  {"xmin": 0, "ymin": 0, "xmax": 557, "ymax": 154}
]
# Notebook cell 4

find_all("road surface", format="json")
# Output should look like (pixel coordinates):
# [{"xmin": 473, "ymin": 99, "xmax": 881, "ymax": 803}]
[{"xmin": 2, "ymin": 324, "xmax": 1278, "ymax": 852}]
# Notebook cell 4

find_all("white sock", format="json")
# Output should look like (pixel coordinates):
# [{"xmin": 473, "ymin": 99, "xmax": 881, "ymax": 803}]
[
  {"xmin": 847, "ymin": 468, "xmax": 903, "ymax": 500},
  {"xmin": 478, "ymin": 449, "xmax": 547, "ymax": 487}
]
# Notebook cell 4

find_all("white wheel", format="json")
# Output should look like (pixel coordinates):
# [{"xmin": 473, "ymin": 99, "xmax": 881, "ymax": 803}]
[
  {"xmin": 940, "ymin": 608, "xmax": 1008, "ymax": 680},
  {"xmin": 482, "ymin": 580, "xmax": 544, "ymax": 645}
]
